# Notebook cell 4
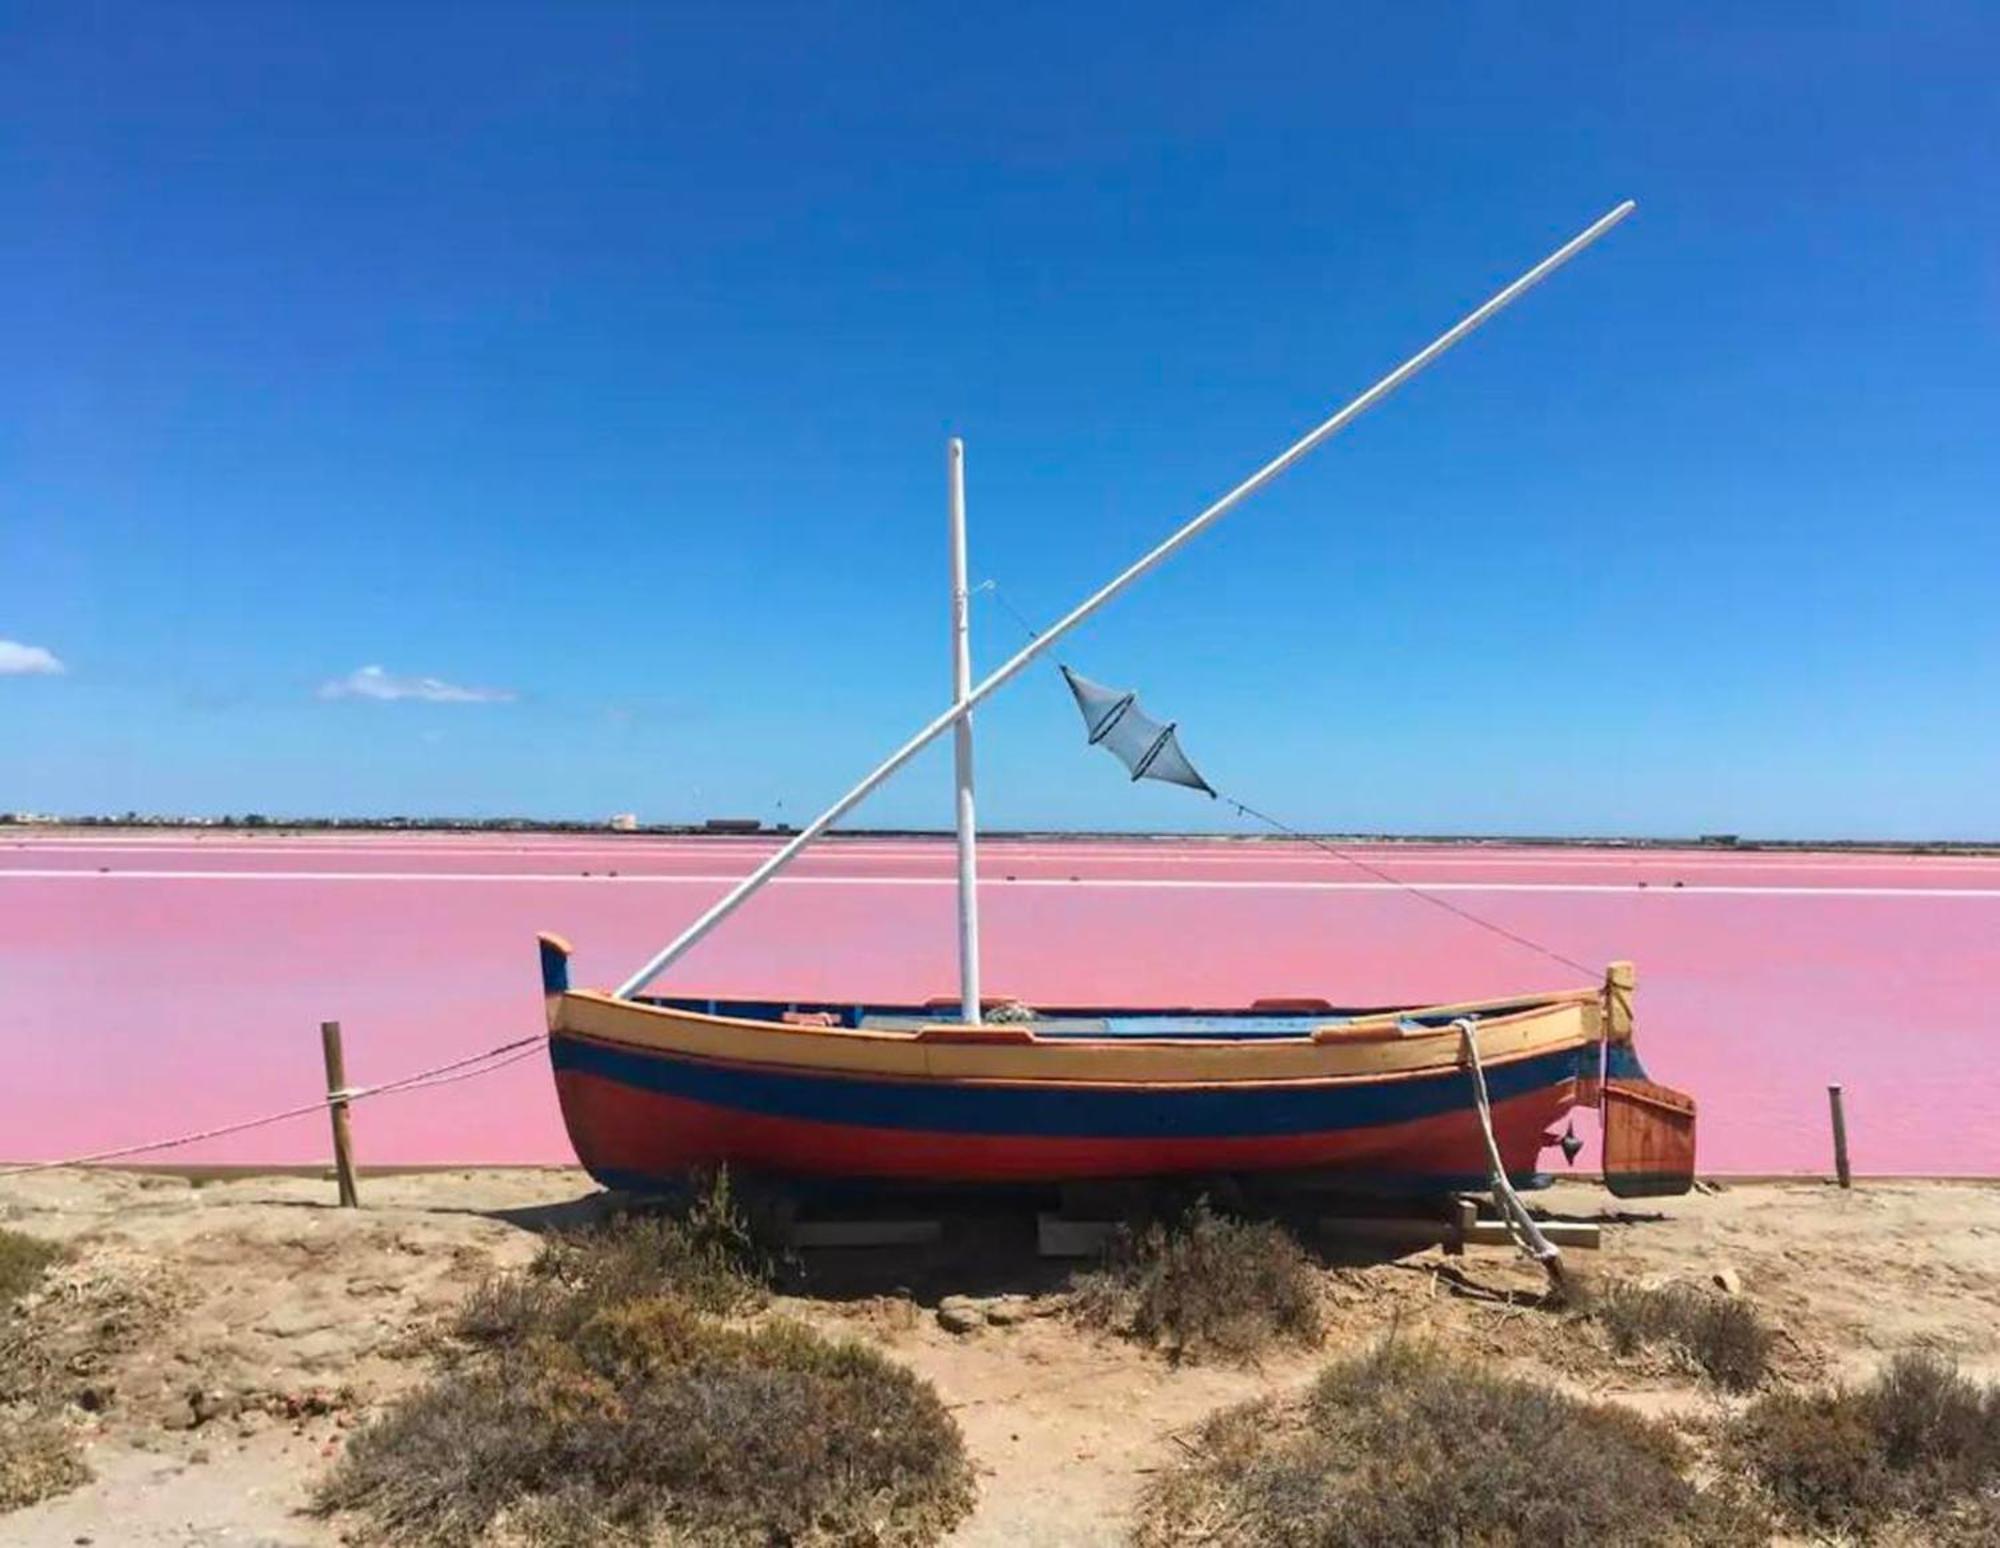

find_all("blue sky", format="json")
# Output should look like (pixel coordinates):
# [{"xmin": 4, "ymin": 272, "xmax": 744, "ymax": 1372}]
[{"xmin": 4, "ymin": 3, "xmax": 1995, "ymax": 838}]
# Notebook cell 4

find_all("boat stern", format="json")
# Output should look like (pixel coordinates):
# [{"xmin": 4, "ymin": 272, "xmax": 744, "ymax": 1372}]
[{"xmin": 1597, "ymin": 960, "xmax": 1698, "ymax": 1197}]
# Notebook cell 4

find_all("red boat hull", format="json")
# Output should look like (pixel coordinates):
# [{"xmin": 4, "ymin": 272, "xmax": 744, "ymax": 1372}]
[{"xmin": 550, "ymin": 1036, "xmax": 1584, "ymax": 1192}]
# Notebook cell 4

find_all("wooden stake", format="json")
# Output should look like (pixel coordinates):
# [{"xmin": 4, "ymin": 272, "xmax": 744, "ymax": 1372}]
[
  {"xmin": 321, "ymin": 1020, "xmax": 359, "ymax": 1207},
  {"xmin": 1828, "ymin": 1083, "xmax": 1852, "ymax": 1189}
]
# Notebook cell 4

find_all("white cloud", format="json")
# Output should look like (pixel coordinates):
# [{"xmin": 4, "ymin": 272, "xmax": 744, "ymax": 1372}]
[
  {"xmin": 0, "ymin": 639, "xmax": 65, "ymax": 677},
  {"xmin": 317, "ymin": 664, "xmax": 516, "ymax": 704}
]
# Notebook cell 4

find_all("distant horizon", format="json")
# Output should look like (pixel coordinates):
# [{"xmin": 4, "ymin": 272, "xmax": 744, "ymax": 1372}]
[{"xmin": 9, "ymin": 812, "xmax": 1998, "ymax": 855}]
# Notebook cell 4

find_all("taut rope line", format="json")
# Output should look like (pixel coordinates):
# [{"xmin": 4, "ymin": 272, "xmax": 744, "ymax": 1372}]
[{"xmin": 0, "ymin": 1034, "xmax": 548, "ymax": 1177}]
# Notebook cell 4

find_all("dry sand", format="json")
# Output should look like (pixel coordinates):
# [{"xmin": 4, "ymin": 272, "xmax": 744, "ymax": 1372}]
[{"xmin": 3, "ymin": 1168, "xmax": 1998, "ymax": 1546}]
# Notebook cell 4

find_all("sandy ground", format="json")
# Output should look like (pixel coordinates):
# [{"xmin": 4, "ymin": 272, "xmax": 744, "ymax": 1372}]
[{"xmin": 4, "ymin": 1168, "xmax": 1999, "ymax": 1546}]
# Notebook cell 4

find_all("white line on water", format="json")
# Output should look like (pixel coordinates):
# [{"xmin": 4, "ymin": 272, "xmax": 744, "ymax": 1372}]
[
  {"xmin": 5, "ymin": 870, "xmax": 2000, "ymax": 898},
  {"xmin": 12, "ymin": 840, "xmax": 1998, "ymax": 872}
]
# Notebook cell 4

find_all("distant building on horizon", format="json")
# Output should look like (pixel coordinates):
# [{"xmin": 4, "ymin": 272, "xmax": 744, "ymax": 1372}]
[{"xmin": 608, "ymin": 813, "xmax": 639, "ymax": 832}]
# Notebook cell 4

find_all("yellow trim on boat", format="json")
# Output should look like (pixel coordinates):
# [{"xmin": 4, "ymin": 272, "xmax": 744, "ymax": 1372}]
[{"xmin": 552, "ymin": 989, "xmax": 1599, "ymax": 1086}]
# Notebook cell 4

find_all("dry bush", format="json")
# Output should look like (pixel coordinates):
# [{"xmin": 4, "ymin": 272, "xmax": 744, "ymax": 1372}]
[
  {"xmin": 0, "ymin": 1229, "xmax": 91, "ymax": 1516},
  {"xmin": 1135, "ymin": 1342, "xmax": 1767, "ymax": 1548},
  {"xmin": 0, "ymin": 1230, "xmax": 63, "ymax": 1312},
  {"xmin": 1069, "ymin": 1198, "xmax": 1322, "ymax": 1363},
  {"xmin": 536, "ymin": 1210, "xmax": 763, "ymax": 1315},
  {"xmin": 0, "ymin": 1415, "xmax": 91, "ymax": 1514},
  {"xmin": 553, "ymin": 1170, "xmax": 774, "ymax": 1300},
  {"xmin": 1729, "ymin": 1350, "xmax": 2000, "ymax": 1544},
  {"xmin": 0, "ymin": 1231, "xmax": 59, "ymax": 1401},
  {"xmin": 2, "ymin": 1248, "xmax": 181, "ymax": 1412},
  {"xmin": 322, "ymin": 1304, "xmax": 972, "ymax": 1546},
  {"xmin": 1592, "ymin": 1280, "xmax": 1774, "ymax": 1391},
  {"xmin": 320, "ymin": 1180, "xmax": 973, "ymax": 1546},
  {"xmin": 456, "ymin": 1174, "xmax": 767, "ymax": 1357}
]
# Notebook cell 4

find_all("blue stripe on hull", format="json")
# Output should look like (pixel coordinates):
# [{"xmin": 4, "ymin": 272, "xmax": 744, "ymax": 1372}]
[
  {"xmin": 550, "ymin": 1037, "xmax": 1585, "ymax": 1140},
  {"xmin": 1605, "ymin": 1042, "xmax": 1650, "ymax": 1081}
]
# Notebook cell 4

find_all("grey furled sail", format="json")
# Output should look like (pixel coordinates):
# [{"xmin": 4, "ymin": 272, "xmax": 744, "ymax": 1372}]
[{"xmin": 1059, "ymin": 666, "xmax": 1214, "ymax": 797}]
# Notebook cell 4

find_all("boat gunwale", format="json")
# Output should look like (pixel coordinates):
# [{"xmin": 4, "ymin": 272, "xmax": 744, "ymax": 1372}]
[
  {"xmin": 551, "ymin": 1021, "xmax": 1590, "ymax": 1096},
  {"xmin": 569, "ymin": 983, "xmax": 1601, "ymax": 1049},
  {"xmin": 548, "ymin": 988, "xmax": 1599, "ymax": 1092}
]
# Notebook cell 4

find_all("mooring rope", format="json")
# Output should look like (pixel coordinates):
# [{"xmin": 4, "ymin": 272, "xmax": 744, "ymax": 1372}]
[
  {"xmin": 975, "ymin": 578, "xmax": 1599, "ymax": 982},
  {"xmin": 0, "ymin": 1033, "xmax": 548, "ymax": 1178},
  {"xmin": 1454, "ymin": 1015, "xmax": 1563, "ymax": 1278}
]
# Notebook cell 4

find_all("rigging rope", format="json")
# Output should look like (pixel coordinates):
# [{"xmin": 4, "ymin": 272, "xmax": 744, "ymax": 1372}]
[
  {"xmin": 975, "ymin": 578, "xmax": 1598, "ymax": 982},
  {"xmin": 972, "ymin": 578, "xmax": 1042, "ymax": 640},
  {"xmin": 1222, "ymin": 798, "xmax": 1597, "ymax": 980},
  {"xmin": 0, "ymin": 1033, "xmax": 548, "ymax": 1177}
]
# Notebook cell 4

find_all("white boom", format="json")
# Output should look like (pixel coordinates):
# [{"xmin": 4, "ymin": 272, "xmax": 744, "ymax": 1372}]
[{"xmin": 615, "ymin": 200, "xmax": 1635, "ymax": 999}]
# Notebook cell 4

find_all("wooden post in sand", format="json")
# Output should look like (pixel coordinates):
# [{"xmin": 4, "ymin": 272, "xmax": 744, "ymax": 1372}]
[
  {"xmin": 321, "ymin": 1021, "xmax": 359, "ymax": 1207},
  {"xmin": 1827, "ymin": 1083, "xmax": 1852, "ymax": 1190}
]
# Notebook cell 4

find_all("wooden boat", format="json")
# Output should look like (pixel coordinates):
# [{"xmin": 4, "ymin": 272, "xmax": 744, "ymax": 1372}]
[
  {"xmin": 536, "ymin": 202, "xmax": 1696, "ymax": 1215},
  {"xmin": 540, "ymin": 938, "xmax": 1691, "ymax": 1196}
]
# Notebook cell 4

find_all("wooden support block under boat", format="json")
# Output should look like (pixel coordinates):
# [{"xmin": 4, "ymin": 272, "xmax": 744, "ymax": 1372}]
[
  {"xmin": 1466, "ymin": 1217, "xmax": 1600, "ymax": 1250},
  {"xmin": 787, "ymin": 1218, "xmax": 944, "ymax": 1249},
  {"xmin": 1038, "ymin": 1213, "xmax": 1117, "ymax": 1258},
  {"xmin": 1034, "ymin": 1207, "xmax": 1601, "ymax": 1259},
  {"xmin": 1317, "ymin": 1212, "xmax": 1601, "ymax": 1251}
]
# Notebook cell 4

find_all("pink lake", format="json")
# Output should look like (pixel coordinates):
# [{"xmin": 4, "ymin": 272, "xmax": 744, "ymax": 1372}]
[{"xmin": 4, "ymin": 831, "xmax": 1997, "ymax": 1177}]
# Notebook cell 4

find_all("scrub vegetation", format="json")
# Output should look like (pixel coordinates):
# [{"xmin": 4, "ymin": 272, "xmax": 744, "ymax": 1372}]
[
  {"xmin": 1068, "ymin": 1198, "xmax": 1324, "ymax": 1363},
  {"xmin": 1134, "ymin": 1341, "xmax": 1769, "ymax": 1548},
  {"xmin": 0, "ymin": 1228, "xmax": 91, "ymax": 1514},
  {"xmin": 0, "ymin": 1229, "xmax": 63, "ymax": 1312},
  {"xmin": 1588, "ymin": 1279, "xmax": 1777, "ymax": 1391},
  {"xmin": 315, "ymin": 1177, "xmax": 975, "ymax": 1546},
  {"xmin": 1726, "ymin": 1350, "xmax": 2000, "ymax": 1545}
]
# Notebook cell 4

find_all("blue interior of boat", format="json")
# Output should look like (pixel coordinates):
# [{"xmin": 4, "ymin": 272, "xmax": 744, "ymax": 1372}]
[{"xmin": 642, "ymin": 996, "xmax": 1551, "ymax": 1040}]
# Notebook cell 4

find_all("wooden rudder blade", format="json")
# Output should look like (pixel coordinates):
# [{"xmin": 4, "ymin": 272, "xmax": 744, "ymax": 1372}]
[{"xmin": 1602, "ymin": 1077, "xmax": 1696, "ymax": 1198}]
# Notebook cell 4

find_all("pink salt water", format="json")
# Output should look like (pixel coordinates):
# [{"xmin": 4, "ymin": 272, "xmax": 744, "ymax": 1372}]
[{"xmin": 4, "ymin": 832, "xmax": 1996, "ymax": 1176}]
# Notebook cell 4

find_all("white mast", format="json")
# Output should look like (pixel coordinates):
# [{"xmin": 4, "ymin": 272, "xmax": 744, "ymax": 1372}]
[
  {"xmin": 614, "ymin": 200, "xmax": 1636, "ymax": 1000},
  {"xmin": 948, "ymin": 438, "xmax": 982, "ymax": 1023}
]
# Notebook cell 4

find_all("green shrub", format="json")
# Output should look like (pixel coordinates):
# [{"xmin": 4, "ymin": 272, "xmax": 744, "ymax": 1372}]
[
  {"xmin": 1730, "ymin": 1350, "xmax": 2000, "ymax": 1543},
  {"xmin": 1069, "ymin": 1198, "xmax": 1322, "ymax": 1363},
  {"xmin": 1593, "ymin": 1281, "xmax": 1774, "ymax": 1391},
  {"xmin": 1136, "ymin": 1342, "xmax": 1767, "ymax": 1548}
]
